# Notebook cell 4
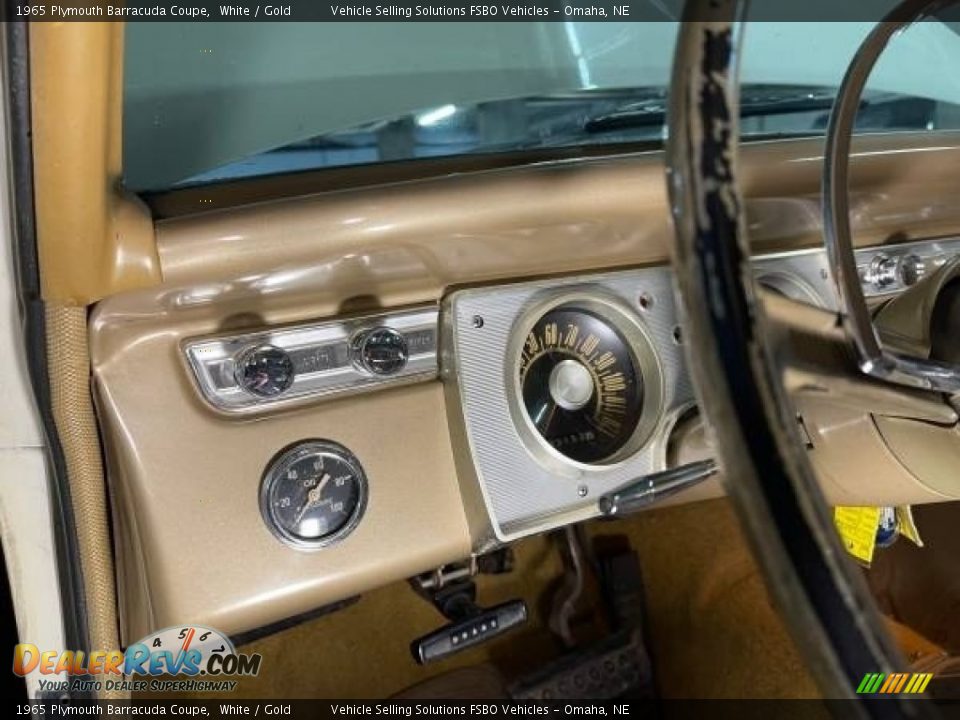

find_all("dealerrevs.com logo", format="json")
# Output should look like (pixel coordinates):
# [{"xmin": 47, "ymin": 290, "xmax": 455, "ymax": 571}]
[{"xmin": 13, "ymin": 625, "xmax": 262, "ymax": 694}]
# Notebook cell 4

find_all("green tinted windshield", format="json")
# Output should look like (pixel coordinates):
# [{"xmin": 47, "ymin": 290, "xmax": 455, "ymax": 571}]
[{"xmin": 124, "ymin": 17, "xmax": 960, "ymax": 191}]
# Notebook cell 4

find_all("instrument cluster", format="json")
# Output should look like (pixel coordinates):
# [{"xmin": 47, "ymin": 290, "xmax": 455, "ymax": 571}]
[
  {"xmin": 444, "ymin": 267, "xmax": 690, "ymax": 545},
  {"xmin": 180, "ymin": 237, "xmax": 960, "ymax": 550}
]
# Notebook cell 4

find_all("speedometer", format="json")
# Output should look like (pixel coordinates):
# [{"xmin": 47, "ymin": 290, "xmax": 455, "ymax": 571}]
[{"xmin": 514, "ymin": 297, "xmax": 663, "ymax": 466}]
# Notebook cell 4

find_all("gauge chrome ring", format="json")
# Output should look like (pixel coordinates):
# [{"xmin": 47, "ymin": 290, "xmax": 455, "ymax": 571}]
[
  {"xmin": 259, "ymin": 438, "xmax": 368, "ymax": 551},
  {"xmin": 504, "ymin": 290, "xmax": 665, "ymax": 475},
  {"xmin": 234, "ymin": 344, "xmax": 296, "ymax": 398}
]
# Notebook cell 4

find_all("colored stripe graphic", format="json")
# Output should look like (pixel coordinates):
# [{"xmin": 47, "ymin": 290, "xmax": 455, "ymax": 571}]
[
  {"xmin": 893, "ymin": 674, "xmax": 909, "ymax": 693},
  {"xmin": 858, "ymin": 672, "xmax": 934, "ymax": 694},
  {"xmin": 904, "ymin": 674, "xmax": 921, "ymax": 693},
  {"xmin": 856, "ymin": 673, "xmax": 885, "ymax": 693}
]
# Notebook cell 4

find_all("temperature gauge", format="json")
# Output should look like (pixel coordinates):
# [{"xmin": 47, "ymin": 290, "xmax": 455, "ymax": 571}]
[{"xmin": 260, "ymin": 440, "xmax": 367, "ymax": 549}]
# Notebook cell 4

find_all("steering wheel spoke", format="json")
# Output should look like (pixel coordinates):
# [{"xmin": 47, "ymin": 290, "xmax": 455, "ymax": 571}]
[
  {"xmin": 823, "ymin": 0, "xmax": 960, "ymax": 395},
  {"xmin": 763, "ymin": 291, "xmax": 959, "ymax": 425}
]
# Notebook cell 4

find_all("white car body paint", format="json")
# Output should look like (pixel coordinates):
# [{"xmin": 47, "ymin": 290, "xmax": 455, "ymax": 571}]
[{"xmin": 0, "ymin": 54, "xmax": 66, "ymax": 699}]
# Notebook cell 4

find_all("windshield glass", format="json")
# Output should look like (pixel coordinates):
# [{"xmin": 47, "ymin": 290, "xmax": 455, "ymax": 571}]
[{"xmin": 124, "ymin": 16, "xmax": 960, "ymax": 192}]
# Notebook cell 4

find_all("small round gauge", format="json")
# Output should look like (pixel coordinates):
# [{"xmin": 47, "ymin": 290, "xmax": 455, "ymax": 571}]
[
  {"xmin": 235, "ymin": 345, "xmax": 295, "ymax": 397},
  {"xmin": 518, "ymin": 303, "xmax": 649, "ymax": 464},
  {"xmin": 260, "ymin": 440, "xmax": 367, "ymax": 549}
]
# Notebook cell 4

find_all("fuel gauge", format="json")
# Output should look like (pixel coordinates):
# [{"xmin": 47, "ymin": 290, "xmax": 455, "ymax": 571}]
[{"xmin": 260, "ymin": 440, "xmax": 367, "ymax": 549}]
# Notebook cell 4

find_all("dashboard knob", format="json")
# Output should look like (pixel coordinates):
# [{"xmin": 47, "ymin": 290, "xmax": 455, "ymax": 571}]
[
  {"xmin": 869, "ymin": 254, "xmax": 898, "ymax": 289},
  {"xmin": 352, "ymin": 327, "xmax": 409, "ymax": 376},
  {"xmin": 898, "ymin": 254, "xmax": 927, "ymax": 287},
  {"xmin": 235, "ymin": 345, "xmax": 295, "ymax": 397}
]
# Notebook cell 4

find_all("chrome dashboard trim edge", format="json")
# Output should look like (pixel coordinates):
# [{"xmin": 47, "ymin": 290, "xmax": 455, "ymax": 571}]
[
  {"xmin": 182, "ymin": 306, "xmax": 439, "ymax": 415},
  {"xmin": 753, "ymin": 236, "xmax": 960, "ymax": 311}
]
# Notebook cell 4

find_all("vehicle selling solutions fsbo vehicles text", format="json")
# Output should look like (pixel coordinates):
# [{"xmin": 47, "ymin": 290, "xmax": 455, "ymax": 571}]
[{"xmin": 328, "ymin": 4, "xmax": 625, "ymax": 17}]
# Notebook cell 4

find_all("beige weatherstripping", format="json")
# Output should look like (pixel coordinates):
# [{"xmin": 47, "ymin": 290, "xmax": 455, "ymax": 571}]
[{"xmin": 46, "ymin": 307, "xmax": 124, "ymax": 700}]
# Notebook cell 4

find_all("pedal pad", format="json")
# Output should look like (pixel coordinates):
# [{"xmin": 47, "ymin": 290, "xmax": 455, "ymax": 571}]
[
  {"xmin": 510, "ymin": 630, "xmax": 653, "ymax": 700},
  {"xmin": 411, "ymin": 599, "xmax": 527, "ymax": 664},
  {"xmin": 597, "ymin": 543, "xmax": 646, "ymax": 629}
]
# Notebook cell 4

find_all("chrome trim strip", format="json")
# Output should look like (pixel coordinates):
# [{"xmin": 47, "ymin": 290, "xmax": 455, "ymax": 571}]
[
  {"xmin": 178, "ymin": 231, "xmax": 960, "ymax": 418},
  {"xmin": 183, "ymin": 306, "xmax": 438, "ymax": 414},
  {"xmin": 754, "ymin": 236, "xmax": 960, "ymax": 308}
]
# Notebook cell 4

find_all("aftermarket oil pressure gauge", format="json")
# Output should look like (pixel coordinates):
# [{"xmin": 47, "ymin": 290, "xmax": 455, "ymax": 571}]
[{"xmin": 260, "ymin": 440, "xmax": 367, "ymax": 550}]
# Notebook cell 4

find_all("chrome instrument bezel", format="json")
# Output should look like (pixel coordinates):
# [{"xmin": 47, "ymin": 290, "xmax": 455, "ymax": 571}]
[
  {"xmin": 259, "ymin": 439, "xmax": 368, "ymax": 551},
  {"xmin": 505, "ymin": 291, "xmax": 665, "ymax": 472},
  {"xmin": 751, "ymin": 236, "xmax": 960, "ymax": 310},
  {"xmin": 182, "ymin": 306, "xmax": 438, "ymax": 415},
  {"xmin": 233, "ymin": 344, "xmax": 296, "ymax": 397}
]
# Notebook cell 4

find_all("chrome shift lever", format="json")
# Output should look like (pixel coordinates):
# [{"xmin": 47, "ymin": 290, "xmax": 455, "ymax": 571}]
[{"xmin": 597, "ymin": 460, "xmax": 718, "ymax": 518}]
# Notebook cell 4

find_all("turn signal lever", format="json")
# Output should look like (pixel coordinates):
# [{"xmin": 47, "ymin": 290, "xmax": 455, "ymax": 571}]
[
  {"xmin": 411, "ymin": 580, "xmax": 527, "ymax": 664},
  {"xmin": 597, "ymin": 459, "xmax": 718, "ymax": 517}
]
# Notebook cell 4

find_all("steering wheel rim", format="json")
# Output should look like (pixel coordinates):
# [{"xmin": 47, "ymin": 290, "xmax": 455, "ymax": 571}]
[{"xmin": 666, "ymin": 2, "xmax": 932, "ymax": 710}]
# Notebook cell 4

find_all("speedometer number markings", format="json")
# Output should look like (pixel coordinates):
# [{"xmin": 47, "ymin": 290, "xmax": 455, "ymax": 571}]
[{"xmin": 518, "ymin": 305, "xmax": 644, "ymax": 464}]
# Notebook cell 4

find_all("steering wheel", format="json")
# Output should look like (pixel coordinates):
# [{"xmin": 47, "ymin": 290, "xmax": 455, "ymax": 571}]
[{"xmin": 667, "ymin": 0, "xmax": 959, "ymax": 708}]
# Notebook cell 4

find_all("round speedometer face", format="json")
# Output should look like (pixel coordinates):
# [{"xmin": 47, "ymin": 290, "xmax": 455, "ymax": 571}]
[
  {"xmin": 260, "ymin": 440, "xmax": 367, "ymax": 549},
  {"xmin": 519, "ymin": 305, "xmax": 645, "ymax": 464}
]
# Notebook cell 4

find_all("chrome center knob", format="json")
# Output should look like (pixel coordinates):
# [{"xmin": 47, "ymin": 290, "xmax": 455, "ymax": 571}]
[
  {"xmin": 548, "ymin": 359, "xmax": 594, "ymax": 411},
  {"xmin": 352, "ymin": 326, "xmax": 409, "ymax": 376},
  {"xmin": 899, "ymin": 254, "xmax": 927, "ymax": 287},
  {"xmin": 869, "ymin": 254, "xmax": 898, "ymax": 289}
]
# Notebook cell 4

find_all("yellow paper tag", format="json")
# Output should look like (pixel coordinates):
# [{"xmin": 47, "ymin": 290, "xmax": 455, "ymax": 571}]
[{"xmin": 834, "ymin": 506, "xmax": 881, "ymax": 566}]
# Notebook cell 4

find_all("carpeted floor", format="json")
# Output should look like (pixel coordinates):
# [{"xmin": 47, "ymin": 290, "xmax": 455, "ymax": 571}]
[
  {"xmin": 141, "ymin": 498, "xmax": 821, "ymax": 699},
  {"xmin": 868, "ymin": 501, "xmax": 960, "ymax": 655},
  {"xmin": 594, "ymin": 500, "xmax": 820, "ymax": 699}
]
